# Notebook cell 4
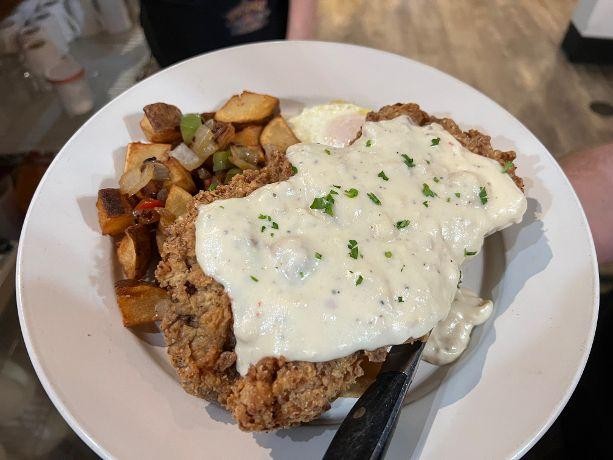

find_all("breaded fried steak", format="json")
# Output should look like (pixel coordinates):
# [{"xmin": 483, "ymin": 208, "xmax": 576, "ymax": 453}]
[{"xmin": 155, "ymin": 103, "xmax": 523, "ymax": 431}]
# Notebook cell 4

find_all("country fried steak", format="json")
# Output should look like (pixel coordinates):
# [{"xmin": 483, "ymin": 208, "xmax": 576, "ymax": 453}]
[{"xmin": 155, "ymin": 103, "xmax": 523, "ymax": 431}]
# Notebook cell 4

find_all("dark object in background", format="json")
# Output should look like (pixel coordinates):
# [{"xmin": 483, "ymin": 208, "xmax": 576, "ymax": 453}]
[
  {"xmin": 140, "ymin": 0, "xmax": 289, "ymax": 67},
  {"xmin": 0, "ymin": 239, "xmax": 12, "ymax": 254},
  {"xmin": 562, "ymin": 23, "xmax": 613, "ymax": 64},
  {"xmin": 589, "ymin": 101, "xmax": 613, "ymax": 117}
]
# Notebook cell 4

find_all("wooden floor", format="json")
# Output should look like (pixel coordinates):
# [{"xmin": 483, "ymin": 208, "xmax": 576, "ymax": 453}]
[{"xmin": 315, "ymin": 0, "xmax": 613, "ymax": 157}]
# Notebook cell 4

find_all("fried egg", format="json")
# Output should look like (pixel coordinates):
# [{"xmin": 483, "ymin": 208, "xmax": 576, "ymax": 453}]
[{"xmin": 289, "ymin": 102, "xmax": 369, "ymax": 147}]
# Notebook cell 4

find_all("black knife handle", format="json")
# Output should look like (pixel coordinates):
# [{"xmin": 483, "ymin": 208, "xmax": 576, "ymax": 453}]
[{"xmin": 323, "ymin": 371, "xmax": 410, "ymax": 460}]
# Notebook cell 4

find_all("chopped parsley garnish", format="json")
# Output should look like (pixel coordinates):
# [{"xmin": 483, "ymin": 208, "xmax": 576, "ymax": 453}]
[
  {"xmin": 464, "ymin": 249, "xmax": 477, "ymax": 256},
  {"xmin": 310, "ymin": 192, "xmax": 336, "ymax": 216},
  {"xmin": 329, "ymin": 189, "xmax": 338, "ymax": 195},
  {"xmin": 291, "ymin": 165, "xmax": 298, "ymax": 175},
  {"xmin": 344, "ymin": 188, "xmax": 359, "ymax": 198},
  {"xmin": 431, "ymin": 137, "xmax": 440, "ymax": 146},
  {"xmin": 401, "ymin": 264, "xmax": 406, "ymax": 272},
  {"xmin": 250, "ymin": 275, "xmax": 259, "ymax": 282},
  {"xmin": 433, "ymin": 177, "xmax": 440, "ymax": 183},
  {"xmin": 395, "ymin": 220, "xmax": 410, "ymax": 229},
  {"xmin": 299, "ymin": 271, "xmax": 305, "ymax": 278},
  {"xmin": 367, "ymin": 192, "xmax": 382, "ymax": 205},
  {"xmin": 455, "ymin": 192, "xmax": 461, "ymax": 198},
  {"xmin": 397, "ymin": 296, "xmax": 404, "ymax": 302},
  {"xmin": 208, "ymin": 183, "xmax": 217, "ymax": 191},
  {"xmin": 385, "ymin": 251, "xmax": 393, "ymax": 258},
  {"xmin": 332, "ymin": 184, "xmax": 341, "ymax": 189},
  {"xmin": 378, "ymin": 170, "xmax": 389, "ymax": 181},
  {"xmin": 366, "ymin": 139, "xmax": 373, "ymax": 147},
  {"xmin": 479, "ymin": 186, "xmax": 488, "ymax": 205},
  {"xmin": 325, "ymin": 148, "xmax": 331, "ymax": 155},
  {"xmin": 422, "ymin": 183, "xmax": 437, "ymax": 198},
  {"xmin": 347, "ymin": 240, "xmax": 359, "ymax": 259},
  {"xmin": 259, "ymin": 214, "xmax": 278, "ymax": 234},
  {"xmin": 457, "ymin": 270, "xmax": 462, "ymax": 288},
  {"xmin": 502, "ymin": 161, "xmax": 514, "ymax": 173},
  {"xmin": 423, "ymin": 200, "xmax": 429, "ymax": 207},
  {"xmin": 355, "ymin": 274, "xmax": 364, "ymax": 285},
  {"xmin": 446, "ymin": 197, "xmax": 451, "ymax": 202},
  {"xmin": 314, "ymin": 252, "xmax": 322, "ymax": 260},
  {"xmin": 401, "ymin": 154, "xmax": 415, "ymax": 168}
]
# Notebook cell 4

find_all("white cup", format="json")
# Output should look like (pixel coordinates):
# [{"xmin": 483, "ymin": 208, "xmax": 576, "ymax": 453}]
[
  {"xmin": 27, "ymin": 12, "xmax": 69, "ymax": 54},
  {"xmin": 23, "ymin": 39, "xmax": 62, "ymax": 79},
  {"xmin": 0, "ymin": 19, "xmax": 21, "ymax": 55},
  {"xmin": 66, "ymin": 0, "xmax": 101, "ymax": 37},
  {"xmin": 38, "ymin": 0, "xmax": 81, "ymax": 42},
  {"xmin": 98, "ymin": 0, "xmax": 132, "ymax": 35},
  {"xmin": 46, "ymin": 56, "xmax": 94, "ymax": 116}
]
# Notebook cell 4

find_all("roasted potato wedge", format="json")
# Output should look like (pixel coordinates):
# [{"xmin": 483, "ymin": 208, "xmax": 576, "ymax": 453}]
[
  {"xmin": 97, "ymin": 188, "xmax": 134, "ymax": 236},
  {"xmin": 140, "ymin": 116, "xmax": 182, "ymax": 144},
  {"xmin": 116, "ymin": 224, "xmax": 152, "ymax": 279},
  {"xmin": 214, "ymin": 91, "xmax": 279, "ymax": 125},
  {"xmin": 141, "ymin": 103, "xmax": 182, "ymax": 144},
  {"xmin": 124, "ymin": 142, "xmax": 171, "ymax": 172},
  {"xmin": 114, "ymin": 279, "xmax": 168, "ymax": 327},
  {"xmin": 164, "ymin": 157, "xmax": 196, "ymax": 193},
  {"xmin": 233, "ymin": 125, "xmax": 263, "ymax": 146},
  {"xmin": 260, "ymin": 116, "xmax": 300, "ymax": 153},
  {"xmin": 144, "ymin": 102, "xmax": 182, "ymax": 131},
  {"xmin": 165, "ymin": 184, "xmax": 193, "ymax": 218}
]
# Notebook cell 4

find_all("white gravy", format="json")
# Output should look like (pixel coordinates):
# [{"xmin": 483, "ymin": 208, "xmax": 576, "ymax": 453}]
[
  {"xmin": 423, "ymin": 288, "xmax": 493, "ymax": 365},
  {"xmin": 195, "ymin": 117, "xmax": 526, "ymax": 375}
]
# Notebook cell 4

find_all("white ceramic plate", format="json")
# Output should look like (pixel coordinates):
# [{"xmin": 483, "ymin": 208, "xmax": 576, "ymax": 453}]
[{"xmin": 17, "ymin": 41, "xmax": 598, "ymax": 459}]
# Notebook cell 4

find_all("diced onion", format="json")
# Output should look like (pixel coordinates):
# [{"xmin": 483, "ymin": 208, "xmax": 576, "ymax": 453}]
[
  {"xmin": 146, "ymin": 160, "xmax": 170, "ymax": 181},
  {"xmin": 170, "ymin": 143, "xmax": 204, "ymax": 171},
  {"xmin": 191, "ymin": 121, "xmax": 218, "ymax": 163},
  {"xmin": 212, "ymin": 121, "xmax": 235, "ymax": 149},
  {"xmin": 229, "ymin": 145, "xmax": 259, "ymax": 170},
  {"xmin": 119, "ymin": 163, "xmax": 154, "ymax": 196}
]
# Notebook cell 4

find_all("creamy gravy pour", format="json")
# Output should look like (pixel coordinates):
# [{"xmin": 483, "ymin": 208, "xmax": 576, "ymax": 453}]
[
  {"xmin": 195, "ymin": 117, "xmax": 526, "ymax": 375},
  {"xmin": 423, "ymin": 288, "xmax": 493, "ymax": 365}
]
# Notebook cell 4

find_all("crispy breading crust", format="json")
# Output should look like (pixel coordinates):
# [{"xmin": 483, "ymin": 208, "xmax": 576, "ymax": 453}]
[{"xmin": 156, "ymin": 103, "xmax": 523, "ymax": 431}]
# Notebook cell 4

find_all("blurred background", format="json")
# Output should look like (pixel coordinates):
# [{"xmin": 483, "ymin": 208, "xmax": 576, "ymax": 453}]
[{"xmin": 0, "ymin": 0, "xmax": 611, "ymax": 458}]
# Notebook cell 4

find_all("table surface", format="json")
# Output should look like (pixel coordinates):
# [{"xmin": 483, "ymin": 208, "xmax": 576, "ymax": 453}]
[{"xmin": 0, "ymin": 27, "xmax": 149, "ymax": 155}]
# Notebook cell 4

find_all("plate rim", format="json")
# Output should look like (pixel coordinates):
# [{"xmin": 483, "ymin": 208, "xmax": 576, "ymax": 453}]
[{"xmin": 16, "ymin": 40, "xmax": 599, "ymax": 459}]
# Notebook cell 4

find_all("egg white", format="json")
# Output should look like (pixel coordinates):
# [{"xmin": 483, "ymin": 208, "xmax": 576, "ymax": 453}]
[{"xmin": 289, "ymin": 102, "xmax": 369, "ymax": 147}]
